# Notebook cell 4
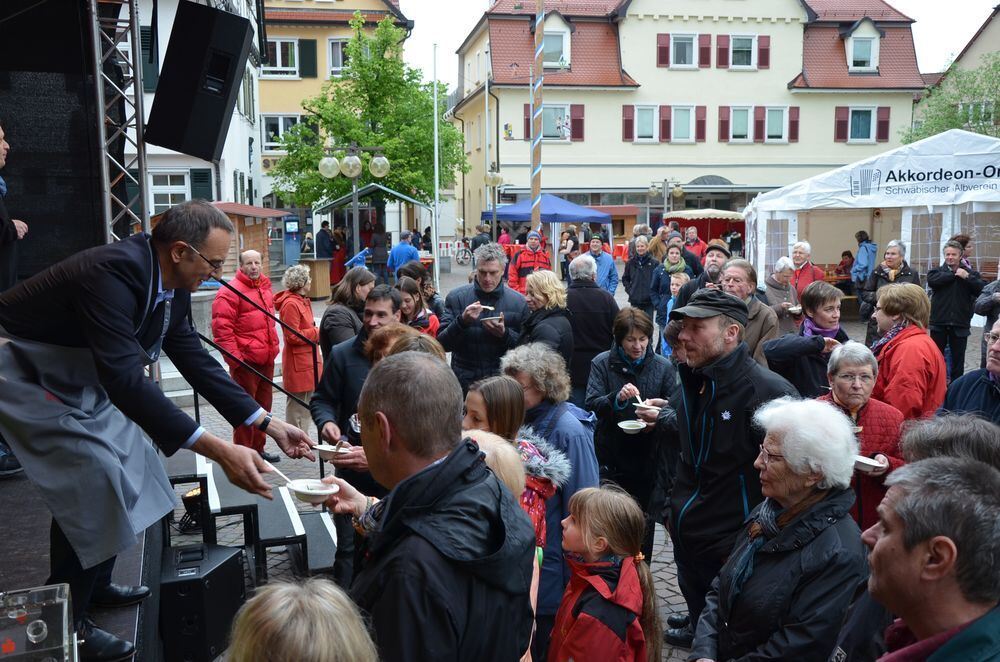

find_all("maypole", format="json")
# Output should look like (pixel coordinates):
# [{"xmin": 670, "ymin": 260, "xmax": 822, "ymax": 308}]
[{"xmin": 531, "ymin": 0, "xmax": 544, "ymax": 232}]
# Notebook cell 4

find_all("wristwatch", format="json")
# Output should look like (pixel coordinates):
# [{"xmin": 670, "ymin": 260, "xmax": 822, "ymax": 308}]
[{"xmin": 257, "ymin": 413, "xmax": 273, "ymax": 432}]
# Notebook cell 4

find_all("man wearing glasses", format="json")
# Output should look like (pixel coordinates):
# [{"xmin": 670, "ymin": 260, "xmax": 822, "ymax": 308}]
[
  {"xmin": 940, "ymin": 319, "xmax": 1000, "ymax": 423},
  {"xmin": 0, "ymin": 200, "xmax": 314, "ymax": 661}
]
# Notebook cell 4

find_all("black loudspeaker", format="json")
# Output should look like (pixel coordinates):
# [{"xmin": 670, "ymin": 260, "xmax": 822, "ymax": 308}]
[
  {"xmin": 144, "ymin": 1, "xmax": 252, "ymax": 162},
  {"xmin": 160, "ymin": 544, "xmax": 246, "ymax": 662}
]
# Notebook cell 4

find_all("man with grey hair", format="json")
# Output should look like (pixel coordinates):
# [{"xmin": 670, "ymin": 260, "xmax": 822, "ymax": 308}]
[
  {"xmin": 721, "ymin": 258, "xmax": 778, "ymax": 366},
  {"xmin": 862, "ymin": 457, "xmax": 1000, "ymax": 660},
  {"xmin": 0, "ymin": 200, "xmax": 314, "ymax": 659},
  {"xmin": 438, "ymin": 242, "xmax": 528, "ymax": 391},
  {"xmin": 321, "ymin": 352, "xmax": 536, "ymax": 662},
  {"xmin": 940, "ymin": 317, "xmax": 1000, "ymax": 423},
  {"xmin": 566, "ymin": 253, "xmax": 619, "ymax": 405},
  {"xmin": 211, "ymin": 249, "xmax": 281, "ymax": 461}
]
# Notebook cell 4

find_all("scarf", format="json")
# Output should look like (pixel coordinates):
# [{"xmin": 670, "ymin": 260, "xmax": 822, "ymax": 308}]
[
  {"xmin": 616, "ymin": 345, "xmax": 645, "ymax": 372},
  {"xmin": 886, "ymin": 267, "xmax": 900, "ymax": 282},
  {"xmin": 803, "ymin": 316, "xmax": 840, "ymax": 340},
  {"xmin": 871, "ymin": 319, "xmax": 908, "ymax": 356},
  {"xmin": 663, "ymin": 258, "xmax": 686, "ymax": 274}
]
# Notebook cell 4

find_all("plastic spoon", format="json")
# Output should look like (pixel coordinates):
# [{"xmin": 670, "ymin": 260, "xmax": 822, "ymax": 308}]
[{"xmin": 264, "ymin": 461, "xmax": 294, "ymax": 486}]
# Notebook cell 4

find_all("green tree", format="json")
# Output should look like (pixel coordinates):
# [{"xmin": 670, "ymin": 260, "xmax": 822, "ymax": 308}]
[
  {"xmin": 903, "ymin": 51, "xmax": 1000, "ymax": 143},
  {"xmin": 269, "ymin": 13, "xmax": 467, "ymax": 208}
]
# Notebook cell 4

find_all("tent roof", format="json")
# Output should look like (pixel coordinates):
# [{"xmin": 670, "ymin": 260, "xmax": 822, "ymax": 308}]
[
  {"xmin": 482, "ymin": 193, "xmax": 612, "ymax": 224},
  {"xmin": 748, "ymin": 130, "xmax": 1000, "ymax": 214},
  {"xmin": 665, "ymin": 208, "xmax": 744, "ymax": 221}
]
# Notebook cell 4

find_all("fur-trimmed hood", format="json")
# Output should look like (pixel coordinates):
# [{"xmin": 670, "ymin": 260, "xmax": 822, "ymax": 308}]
[{"xmin": 516, "ymin": 426, "xmax": 571, "ymax": 489}]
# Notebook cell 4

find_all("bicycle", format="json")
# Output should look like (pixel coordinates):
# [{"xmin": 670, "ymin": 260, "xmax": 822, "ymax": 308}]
[{"xmin": 454, "ymin": 237, "xmax": 473, "ymax": 266}]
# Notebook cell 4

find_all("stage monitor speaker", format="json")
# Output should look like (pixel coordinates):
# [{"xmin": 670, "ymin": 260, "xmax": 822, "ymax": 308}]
[
  {"xmin": 144, "ymin": 1, "xmax": 252, "ymax": 163},
  {"xmin": 160, "ymin": 544, "xmax": 245, "ymax": 662}
]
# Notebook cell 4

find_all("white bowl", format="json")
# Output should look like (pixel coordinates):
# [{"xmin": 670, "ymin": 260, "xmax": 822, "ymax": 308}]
[
  {"xmin": 618, "ymin": 420, "xmax": 646, "ymax": 435},
  {"xmin": 854, "ymin": 455, "xmax": 884, "ymax": 474},
  {"xmin": 788, "ymin": 306, "xmax": 803, "ymax": 315},
  {"xmin": 315, "ymin": 444, "xmax": 352, "ymax": 461},
  {"xmin": 288, "ymin": 479, "xmax": 339, "ymax": 504}
]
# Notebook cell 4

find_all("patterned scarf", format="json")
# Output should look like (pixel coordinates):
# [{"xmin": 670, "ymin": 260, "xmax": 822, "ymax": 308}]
[
  {"xmin": 886, "ymin": 267, "xmax": 899, "ymax": 282},
  {"xmin": 871, "ymin": 319, "xmax": 908, "ymax": 356},
  {"xmin": 663, "ymin": 257, "xmax": 686, "ymax": 274}
]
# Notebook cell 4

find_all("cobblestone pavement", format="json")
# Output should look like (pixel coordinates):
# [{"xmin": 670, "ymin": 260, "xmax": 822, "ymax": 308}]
[{"xmin": 177, "ymin": 261, "xmax": 984, "ymax": 661}]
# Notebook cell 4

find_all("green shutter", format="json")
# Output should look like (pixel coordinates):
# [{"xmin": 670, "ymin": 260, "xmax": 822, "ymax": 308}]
[
  {"xmin": 299, "ymin": 39, "xmax": 317, "ymax": 78},
  {"xmin": 190, "ymin": 168, "xmax": 214, "ymax": 201},
  {"xmin": 140, "ymin": 26, "xmax": 159, "ymax": 93}
]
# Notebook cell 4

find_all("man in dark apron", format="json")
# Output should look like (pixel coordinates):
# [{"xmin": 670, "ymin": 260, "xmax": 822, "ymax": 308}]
[{"xmin": 0, "ymin": 200, "xmax": 314, "ymax": 661}]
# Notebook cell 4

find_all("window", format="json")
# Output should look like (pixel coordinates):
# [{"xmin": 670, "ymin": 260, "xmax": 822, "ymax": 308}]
[
  {"xmin": 766, "ymin": 107, "xmax": 787, "ymax": 142},
  {"xmin": 329, "ymin": 39, "xmax": 348, "ymax": 77},
  {"xmin": 542, "ymin": 105, "xmax": 570, "ymax": 140},
  {"xmin": 264, "ymin": 39, "xmax": 298, "ymax": 76},
  {"xmin": 150, "ymin": 173, "xmax": 189, "ymax": 215},
  {"xmin": 852, "ymin": 38, "xmax": 873, "ymax": 69},
  {"xmin": 635, "ymin": 106, "xmax": 657, "ymax": 141},
  {"xmin": 543, "ymin": 32, "xmax": 568, "ymax": 68},
  {"xmin": 731, "ymin": 106, "xmax": 752, "ymax": 141},
  {"xmin": 671, "ymin": 35, "xmax": 695, "ymax": 67},
  {"xmin": 262, "ymin": 115, "xmax": 300, "ymax": 151},
  {"xmin": 731, "ymin": 35, "xmax": 756, "ymax": 68},
  {"xmin": 849, "ymin": 108, "xmax": 874, "ymax": 142},
  {"xmin": 672, "ymin": 106, "xmax": 694, "ymax": 142}
]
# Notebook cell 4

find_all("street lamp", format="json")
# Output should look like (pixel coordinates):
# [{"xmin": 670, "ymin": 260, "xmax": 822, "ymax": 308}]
[
  {"xmin": 318, "ymin": 142, "xmax": 389, "ymax": 255},
  {"xmin": 484, "ymin": 165, "xmax": 503, "ymax": 241}
]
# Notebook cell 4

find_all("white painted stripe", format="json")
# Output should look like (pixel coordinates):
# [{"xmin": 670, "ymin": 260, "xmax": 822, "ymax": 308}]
[
  {"xmin": 195, "ymin": 453, "xmax": 208, "ymax": 477},
  {"xmin": 278, "ymin": 486, "xmax": 306, "ymax": 537},
  {"xmin": 319, "ymin": 511, "xmax": 338, "ymax": 547},
  {"xmin": 205, "ymin": 463, "xmax": 221, "ymax": 513}
]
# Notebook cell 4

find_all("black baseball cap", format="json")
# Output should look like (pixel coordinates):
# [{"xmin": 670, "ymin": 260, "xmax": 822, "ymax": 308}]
[{"xmin": 669, "ymin": 288, "xmax": 748, "ymax": 327}]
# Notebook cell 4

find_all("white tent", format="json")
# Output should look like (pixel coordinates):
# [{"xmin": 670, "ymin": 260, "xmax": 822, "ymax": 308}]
[{"xmin": 744, "ymin": 129, "xmax": 1000, "ymax": 280}]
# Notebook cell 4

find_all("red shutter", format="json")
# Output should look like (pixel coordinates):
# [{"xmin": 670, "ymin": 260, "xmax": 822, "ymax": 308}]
[
  {"xmin": 758, "ymin": 35, "xmax": 771, "ymax": 69},
  {"xmin": 695, "ymin": 106, "xmax": 707, "ymax": 142},
  {"xmin": 834, "ymin": 106, "xmax": 849, "ymax": 142},
  {"xmin": 876, "ymin": 106, "xmax": 890, "ymax": 142},
  {"xmin": 657, "ymin": 34, "xmax": 670, "ymax": 67},
  {"xmin": 754, "ymin": 106, "xmax": 766, "ymax": 143},
  {"xmin": 622, "ymin": 105, "xmax": 634, "ymax": 142},
  {"xmin": 789, "ymin": 106, "xmax": 800, "ymax": 142},
  {"xmin": 698, "ymin": 34, "xmax": 711, "ymax": 68},
  {"xmin": 716, "ymin": 35, "xmax": 729, "ymax": 69},
  {"xmin": 523, "ymin": 103, "xmax": 531, "ymax": 141},
  {"xmin": 570, "ymin": 104, "xmax": 585, "ymax": 141},
  {"xmin": 660, "ymin": 105, "xmax": 671, "ymax": 142},
  {"xmin": 718, "ymin": 106, "xmax": 730, "ymax": 142}
]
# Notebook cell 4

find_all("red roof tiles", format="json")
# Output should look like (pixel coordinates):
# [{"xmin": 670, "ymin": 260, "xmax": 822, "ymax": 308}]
[
  {"xmin": 802, "ymin": 0, "xmax": 913, "ymax": 23},
  {"xmin": 489, "ymin": 18, "xmax": 637, "ymax": 87},
  {"xmin": 791, "ymin": 26, "xmax": 924, "ymax": 89},
  {"xmin": 487, "ymin": 0, "xmax": 622, "ymax": 17},
  {"xmin": 265, "ymin": 8, "xmax": 395, "ymax": 24}
]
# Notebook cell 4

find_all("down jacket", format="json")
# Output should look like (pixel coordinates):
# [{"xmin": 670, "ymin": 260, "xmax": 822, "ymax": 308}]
[
  {"xmin": 871, "ymin": 324, "xmax": 946, "ymax": 420},
  {"xmin": 515, "ymin": 428, "xmax": 571, "ymax": 548},
  {"xmin": 516, "ymin": 306, "xmax": 573, "ymax": 368},
  {"xmin": 506, "ymin": 247, "xmax": 551, "ymax": 294},
  {"xmin": 690, "ymin": 489, "xmax": 868, "ymax": 662},
  {"xmin": 319, "ymin": 302, "xmax": 362, "ymax": 359},
  {"xmin": 792, "ymin": 262, "xmax": 825, "ymax": 298},
  {"xmin": 927, "ymin": 263, "xmax": 987, "ymax": 332},
  {"xmin": 210, "ymin": 269, "xmax": 279, "ymax": 367},
  {"xmin": 859, "ymin": 261, "xmax": 921, "ymax": 344},
  {"xmin": 621, "ymin": 253, "xmax": 657, "ymax": 308},
  {"xmin": 566, "ymin": 280, "xmax": 619, "ymax": 389},
  {"xmin": 274, "ymin": 289, "xmax": 322, "ymax": 393}
]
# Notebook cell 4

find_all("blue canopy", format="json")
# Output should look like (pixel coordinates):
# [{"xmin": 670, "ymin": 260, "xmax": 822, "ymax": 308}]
[{"xmin": 480, "ymin": 193, "xmax": 612, "ymax": 224}]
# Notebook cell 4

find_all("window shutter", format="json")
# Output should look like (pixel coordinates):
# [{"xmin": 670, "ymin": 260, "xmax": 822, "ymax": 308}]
[
  {"xmin": 695, "ymin": 106, "xmax": 707, "ymax": 142},
  {"xmin": 524, "ymin": 104, "xmax": 531, "ymax": 140},
  {"xmin": 140, "ymin": 26, "xmax": 159, "ymax": 92},
  {"xmin": 698, "ymin": 34, "xmax": 711, "ymax": 68},
  {"xmin": 758, "ymin": 36, "xmax": 770, "ymax": 69},
  {"xmin": 834, "ymin": 106, "xmax": 849, "ymax": 142},
  {"xmin": 657, "ymin": 34, "xmax": 670, "ymax": 67},
  {"xmin": 570, "ymin": 104, "xmax": 585, "ymax": 141},
  {"xmin": 789, "ymin": 106, "xmax": 800, "ymax": 142},
  {"xmin": 126, "ymin": 168, "xmax": 142, "ymax": 216},
  {"xmin": 718, "ymin": 106, "xmax": 730, "ymax": 142},
  {"xmin": 659, "ymin": 105, "xmax": 671, "ymax": 142},
  {"xmin": 876, "ymin": 106, "xmax": 890, "ymax": 142},
  {"xmin": 299, "ymin": 39, "xmax": 317, "ymax": 78},
  {"xmin": 622, "ymin": 105, "xmax": 634, "ymax": 142},
  {"xmin": 754, "ymin": 107, "xmax": 766, "ymax": 143},
  {"xmin": 190, "ymin": 168, "xmax": 214, "ymax": 201},
  {"xmin": 716, "ymin": 35, "xmax": 729, "ymax": 69}
]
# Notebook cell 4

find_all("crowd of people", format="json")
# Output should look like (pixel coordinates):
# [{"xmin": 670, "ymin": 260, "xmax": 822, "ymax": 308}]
[{"xmin": 0, "ymin": 197, "xmax": 997, "ymax": 662}]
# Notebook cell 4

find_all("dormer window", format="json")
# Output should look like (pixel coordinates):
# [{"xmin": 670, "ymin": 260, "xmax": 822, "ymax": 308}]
[
  {"xmin": 845, "ymin": 20, "xmax": 881, "ymax": 73},
  {"xmin": 852, "ymin": 38, "xmax": 874, "ymax": 69},
  {"xmin": 543, "ymin": 31, "xmax": 570, "ymax": 68}
]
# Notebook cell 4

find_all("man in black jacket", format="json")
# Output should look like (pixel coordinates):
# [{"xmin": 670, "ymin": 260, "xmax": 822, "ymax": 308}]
[
  {"xmin": 665, "ymin": 289, "xmax": 796, "ymax": 647},
  {"xmin": 673, "ymin": 240, "xmax": 730, "ymax": 310},
  {"xmin": 438, "ymin": 242, "xmax": 527, "ymax": 392},
  {"xmin": 927, "ymin": 240, "xmax": 986, "ymax": 382},
  {"xmin": 566, "ymin": 253, "xmax": 619, "ymax": 406},
  {"xmin": 322, "ymin": 352, "xmax": 536, "ymax": 662}
]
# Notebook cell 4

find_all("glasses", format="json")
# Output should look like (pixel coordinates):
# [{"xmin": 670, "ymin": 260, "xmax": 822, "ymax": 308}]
[
  {"xmin": 758, "ymin": 444, "xmax": 785, "ymax": 465},
  {"xmin": 183, "ymin": 242, "xmax": 224, "ymax": 274},
  {"xmin": 986, "ymin": 332, "xmax": 1000, "ymax": 346},
  {"xmin": 834, "ymin": 373, "xmax": 875, "ymax": 385}
]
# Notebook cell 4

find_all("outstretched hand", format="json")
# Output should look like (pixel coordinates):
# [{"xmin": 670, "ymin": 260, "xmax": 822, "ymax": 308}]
[{"xmin": 266, "ymin": 417, "xmax": 316, "ymax": 462}]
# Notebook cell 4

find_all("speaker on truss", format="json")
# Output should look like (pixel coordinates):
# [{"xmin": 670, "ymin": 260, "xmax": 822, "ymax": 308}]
[{"xmin": 144, "ymin": 1, "xmax": 252, "ymax": 163}]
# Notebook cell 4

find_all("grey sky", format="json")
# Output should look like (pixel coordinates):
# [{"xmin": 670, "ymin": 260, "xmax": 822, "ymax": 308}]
[{"xmin": 399, "ymin": 0, "xmax": 997, "ymax": 90}]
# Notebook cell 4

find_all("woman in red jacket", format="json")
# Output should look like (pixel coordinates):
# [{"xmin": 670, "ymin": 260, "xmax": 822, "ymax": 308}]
[
  {"xmin": 791, "ymin": 241, "xmax": 826, "ymax": 298},
  {"xmin": 818, "ymin": 341, "xmax": 904, "ymax": 529},
  {"xmin": 394, "ymin": 276, "xmax": 439, "ymax": 337},
  {"xmin": 274, "ymin": 265, "xmax": 322, "ymax": 434},
  {"xmin": 870, "ymin": 283, "xmax": 947, "ymax": 420}
]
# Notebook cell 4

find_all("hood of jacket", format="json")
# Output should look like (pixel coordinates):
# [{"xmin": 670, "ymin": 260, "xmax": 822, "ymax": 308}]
[
  {"xmin": 273, "ymin": 289, "xmax": 307, "ymax": 309},
  {"xmin": 756, "ymin": 488, "xmax": 857, "ymax": 553},
  {"xmin": 370, "ymin": 439, "xmax": 535, "ymax": 596},
  {"xmin": 525, "ymin": 305, "xmax": 571, "ymax": 329},
  {"xmin": 516, "ymin": 426, "xmax": 571, "ymax": 488},
  {"xmin": 233, "ymin": 268, "xmax": 271, "ymax": 291},
  {"xmin": 566, "ymin": 555, "xmax": 644, "ymax": 616}
]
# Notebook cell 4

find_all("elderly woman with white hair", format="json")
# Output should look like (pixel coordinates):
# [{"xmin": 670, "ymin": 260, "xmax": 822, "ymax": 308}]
[
  {"xmin": 859, "ymin": 239, "xmax": 921, "ymax": 344},
  {"xmin": 690, "ymin": 397, "xmax": 868, "ymax": 662},
  {"xmin": 817, "ymin": 341, "xmax": 904, "ymax": 530},
  {"xmin": 274, "ymin": 265, "xmax": 322, "ymax": 434},
  {"xmin": 764, "ymin": 256, "xmax": 801, "ymax": 335},
  {"xmin": 790, "ymin": 241, "xmax": 825, "ymax": 298}
]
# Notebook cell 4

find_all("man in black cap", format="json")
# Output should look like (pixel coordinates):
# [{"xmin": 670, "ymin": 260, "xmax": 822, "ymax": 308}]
[
  {"xmin": 672, "ymin": 239, "xmax": 730, "ymax": 310},
  {"xmin": 663, "ymin": 289, "xmax": 796, "ymax": 647}
]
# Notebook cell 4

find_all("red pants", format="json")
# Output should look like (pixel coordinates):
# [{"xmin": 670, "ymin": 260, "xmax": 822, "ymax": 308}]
[{"xmin": 229, "ymin": 363, "xmax": 274, "ymax": 452}]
